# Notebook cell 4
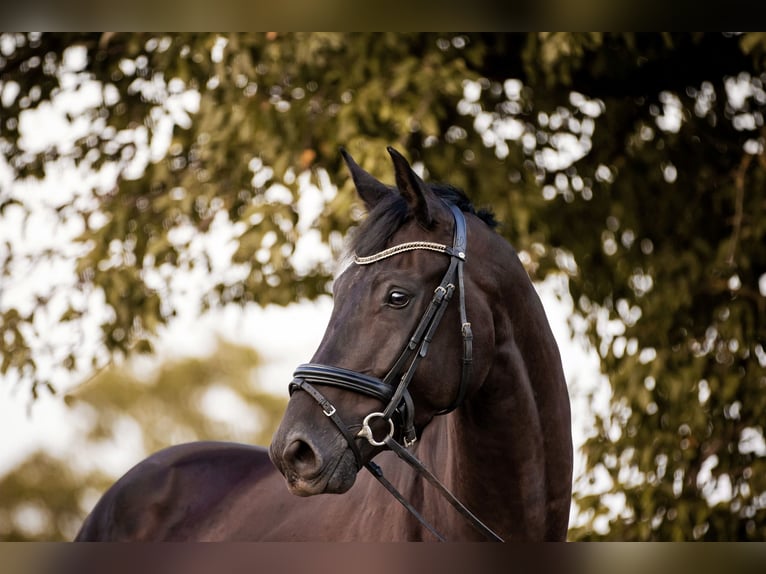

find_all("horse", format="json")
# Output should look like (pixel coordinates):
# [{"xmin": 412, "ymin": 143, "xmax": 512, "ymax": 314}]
[{"xmin": 75, "ymin": 147, "xmax": 573, "ymax": 542}]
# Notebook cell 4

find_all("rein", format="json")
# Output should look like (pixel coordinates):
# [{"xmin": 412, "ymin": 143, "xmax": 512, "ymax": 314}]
[{"xmin": 289, "ymin": 204, "xmax": 503, "ymax": 542}]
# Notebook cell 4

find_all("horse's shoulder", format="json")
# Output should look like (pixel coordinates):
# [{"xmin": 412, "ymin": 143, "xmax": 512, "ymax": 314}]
[{"xmin": 75, "ymin": 441, "xmax": 272, "ymax": 541}]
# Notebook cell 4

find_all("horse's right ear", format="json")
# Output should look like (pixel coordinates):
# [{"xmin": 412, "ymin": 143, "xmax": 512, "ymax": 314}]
[{"xmin": 340, "ymin": 148, "xmax": 393, "ymax": 210}]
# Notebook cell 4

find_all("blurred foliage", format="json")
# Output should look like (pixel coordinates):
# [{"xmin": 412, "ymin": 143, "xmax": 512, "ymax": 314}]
[
  {"xmin": 1, "ymin": 33, "xmax": 765, "ymax": 540},
  {"xmin": 0, "ymin": 339, "xmax": 286, "ymax": 541}
]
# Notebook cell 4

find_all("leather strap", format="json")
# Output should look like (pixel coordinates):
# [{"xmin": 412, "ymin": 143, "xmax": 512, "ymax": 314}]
[
  {"xmin": 364, "ymin": 461, "xmax": 446, "ymax": 542},
  {"xmin": 291, "ymin": 364, "xmax": 395, "ymax": 404},
  {"xmin": 380, "ymin": 435, "xmax": 503, "ymax": 541}
]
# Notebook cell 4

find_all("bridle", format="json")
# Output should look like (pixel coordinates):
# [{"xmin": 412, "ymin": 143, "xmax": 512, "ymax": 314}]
[{"xmin": 288, "ymin": 203, "xmax": 503, "ymax": 542}]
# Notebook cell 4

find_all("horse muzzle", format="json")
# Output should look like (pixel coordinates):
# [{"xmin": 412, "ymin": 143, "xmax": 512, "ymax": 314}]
[{"xmin": 270, "ymin": 416, "xmax": 361, "ymax": 496}]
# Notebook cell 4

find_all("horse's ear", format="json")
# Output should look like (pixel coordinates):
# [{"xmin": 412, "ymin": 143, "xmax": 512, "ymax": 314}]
[
  {"xmin": 340, "ymin": 147, "xmax": 393, "ymax": 210},
  {"xmin": 387, "ymin": 147, "xmax": 435, "ymax": 227}
]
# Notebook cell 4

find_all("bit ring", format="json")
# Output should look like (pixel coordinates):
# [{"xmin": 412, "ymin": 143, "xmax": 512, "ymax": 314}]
[{"xmin": 356, "ymin": 412, "xmax": 395, "ymax": 446}]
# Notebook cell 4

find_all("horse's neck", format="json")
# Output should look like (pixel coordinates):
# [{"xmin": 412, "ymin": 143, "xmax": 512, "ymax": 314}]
[
  {"xmin": 436, "ymin": 355, "xmax": 547, "ymax": 540},
  {"xmin": 422, "ymin": 298, "xmax": 554, "ymax": 541}
]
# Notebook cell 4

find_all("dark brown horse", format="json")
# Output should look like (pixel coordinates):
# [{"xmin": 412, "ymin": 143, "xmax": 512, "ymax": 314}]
[{"xmin": 75, "ymin": 147, "xmax": 572, "ymax": 542}]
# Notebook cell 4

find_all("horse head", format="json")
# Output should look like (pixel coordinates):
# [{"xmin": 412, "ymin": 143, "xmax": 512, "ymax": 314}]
[{"xmin": 269, "ymin": 147, "xmax": 496, "ymax": 497}]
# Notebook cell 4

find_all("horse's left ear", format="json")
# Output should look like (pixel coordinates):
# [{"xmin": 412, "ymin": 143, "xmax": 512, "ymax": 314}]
[
  {"xmin": 340, "ymin": 147, "xmax": 393, "ymax": 211},
  {"xmin": 387, "ymin": 147, "xmax": 436, "ymax": 228}
]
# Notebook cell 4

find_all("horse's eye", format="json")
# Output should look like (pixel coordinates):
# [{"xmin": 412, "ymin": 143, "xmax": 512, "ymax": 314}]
[{"xmin": 387, "ymin": 290, "xmax": 411, "ymax": 308}]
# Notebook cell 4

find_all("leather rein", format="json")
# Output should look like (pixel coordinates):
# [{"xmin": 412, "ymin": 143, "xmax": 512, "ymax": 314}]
[{"xmin": 289, "ymin": 203, "xmax": 503, "ymax": 542}]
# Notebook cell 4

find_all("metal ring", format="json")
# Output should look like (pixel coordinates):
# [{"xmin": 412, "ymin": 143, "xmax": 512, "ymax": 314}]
[{"xmin": 356, "ymin": 412, "xmax": 395, "ymax": 446}]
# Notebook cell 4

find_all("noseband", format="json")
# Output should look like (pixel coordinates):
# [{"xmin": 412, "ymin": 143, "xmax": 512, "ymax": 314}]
[{"xmin": 288, "ymin": 203, "xmax": 502, "ymax": 542}]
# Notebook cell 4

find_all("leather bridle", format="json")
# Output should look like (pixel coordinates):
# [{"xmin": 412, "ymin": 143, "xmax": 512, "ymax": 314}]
[{"xmin": 288, "ymin": 203, "xmax": 503, "ymax": 542}]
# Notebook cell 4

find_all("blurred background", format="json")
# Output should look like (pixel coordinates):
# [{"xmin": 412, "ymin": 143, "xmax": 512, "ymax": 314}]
[{"xmin": 0, "ymin": 33, "xmax": 764, "ymax": 541}]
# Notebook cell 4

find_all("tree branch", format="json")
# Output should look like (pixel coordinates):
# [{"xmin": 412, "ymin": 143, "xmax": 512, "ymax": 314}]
[{"xmin": 727, "ymin": 153, "xmax": 752, "ymax": 268}]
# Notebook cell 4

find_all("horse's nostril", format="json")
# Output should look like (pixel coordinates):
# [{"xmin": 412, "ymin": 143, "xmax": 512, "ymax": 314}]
[
  {"xmin": 284, "ymin": 438, "xmax": 321, "ymax": 476},
  {"xmin": 292, "ymin": 441, "xmax": 314, "ymax": 466}
]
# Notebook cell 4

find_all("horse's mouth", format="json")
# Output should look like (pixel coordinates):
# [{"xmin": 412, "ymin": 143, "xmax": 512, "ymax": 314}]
[{"xmin": 284, "ymin": 448, "xmax": 358, "ymax": 496}]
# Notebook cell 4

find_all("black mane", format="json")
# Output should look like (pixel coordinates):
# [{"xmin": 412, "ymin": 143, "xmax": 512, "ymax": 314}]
[{"xmin": 349, "ymin": 183, "xmax": 497, "ymax": 258}]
